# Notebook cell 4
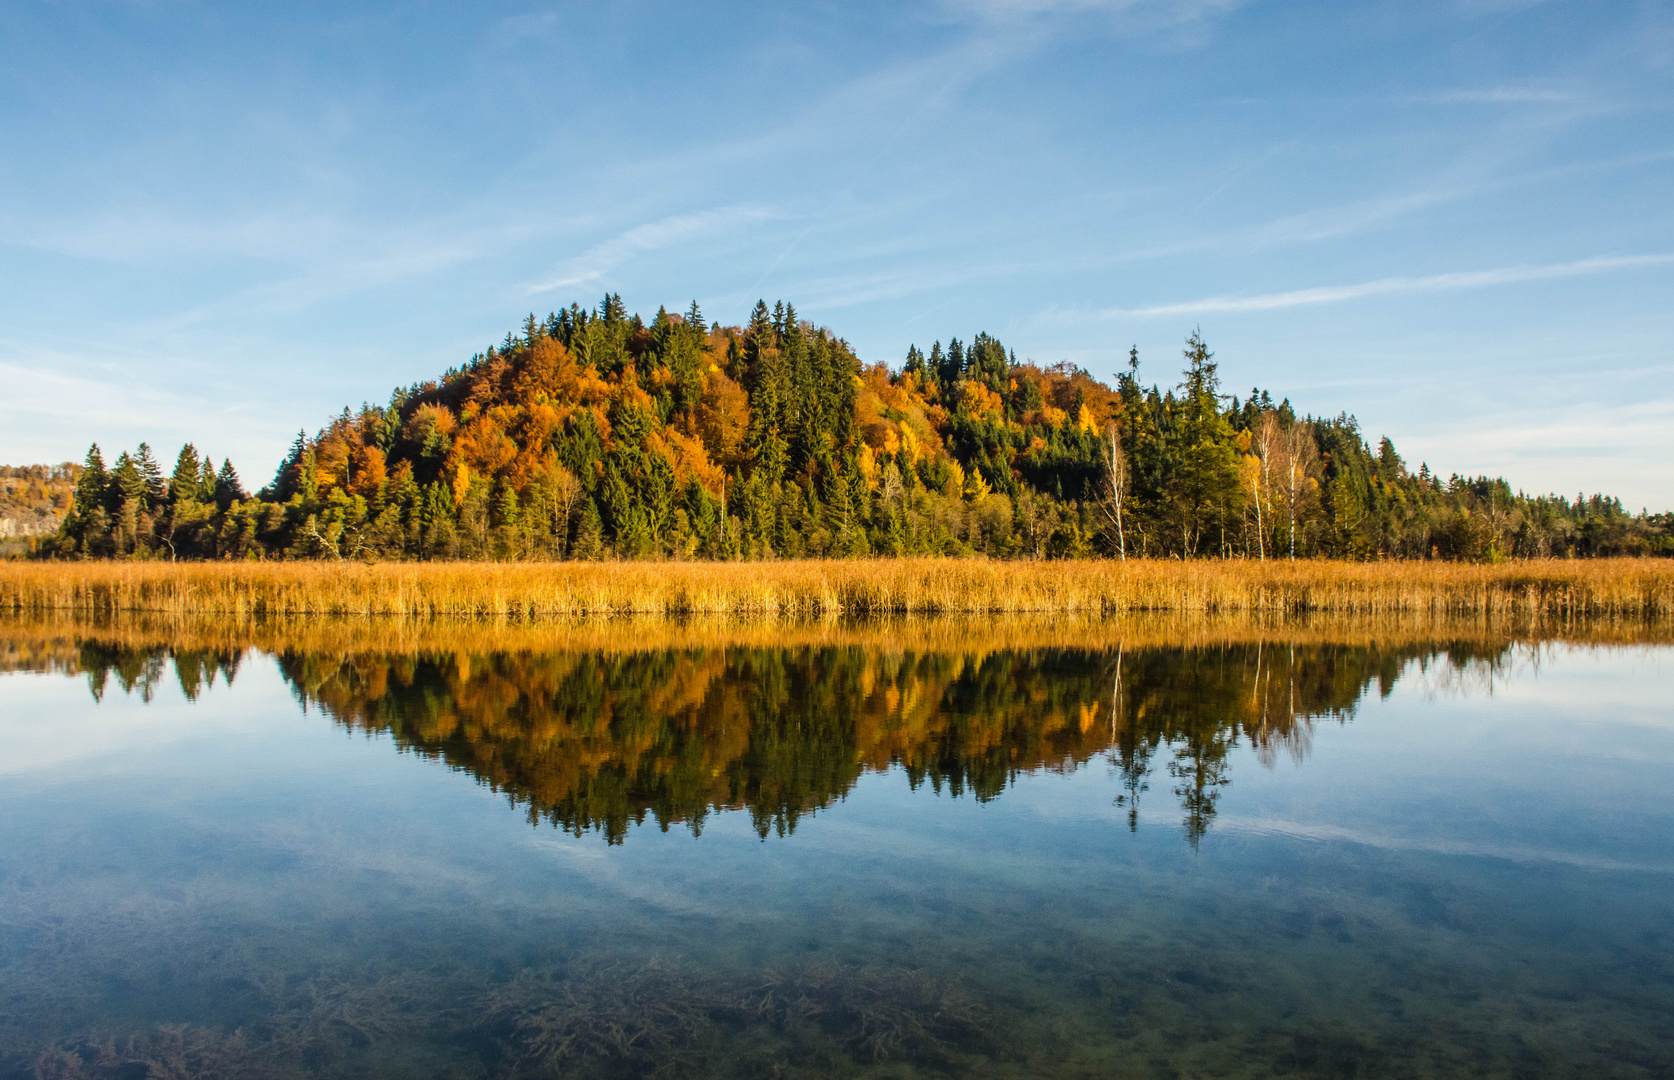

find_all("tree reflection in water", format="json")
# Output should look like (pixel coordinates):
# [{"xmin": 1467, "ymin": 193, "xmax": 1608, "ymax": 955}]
[{"xmin": 44, "ymin": 637, "xmax": 1520, "ymax": 846}]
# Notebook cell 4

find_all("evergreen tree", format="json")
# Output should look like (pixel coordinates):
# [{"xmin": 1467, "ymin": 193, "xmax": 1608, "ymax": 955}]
[
  {"xmin": 574, "ymin": 498, "xmax": 605, "ymax": 559},
  {"xmin": 74, "ymin": 444, "xmax": 108, "ymax": 517},
  {"xmin": 272, "ymin": 432, "xmax": 309, "ymax": 502},
  {"xmin": 903, "ymin": 345, "xmax": 926, "ymax": 383},
  {"xmin": 171, "ymin": 444, "xmax": 203, "ymax": 502},
  {"xmin": 1164, "ymin": 332, "xmax": 1241, "ymax": 555},
  {"xmin": 135, "ymin": 443, "xmax": 166, "ymax": 508},
  {"xmin": 214, "ymin": 460, "xmax": 246, "ymax": 510},
  {"xmin": 743, "ymin": 300, "xmax": 789, "ymax": 485},
  {"xmin": 111, "ymin": 452, "xmax": 147, "ymax": 508}
]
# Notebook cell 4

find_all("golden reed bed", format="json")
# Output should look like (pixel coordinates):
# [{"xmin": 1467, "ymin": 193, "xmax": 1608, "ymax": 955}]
[{"xmin": 1, "ymin": 558, "xmax": 1671, "ymax": 620}]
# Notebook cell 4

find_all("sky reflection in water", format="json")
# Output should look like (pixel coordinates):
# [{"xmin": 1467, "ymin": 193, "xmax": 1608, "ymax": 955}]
[{"xmin": 1, "ymin": 632, "xmax": 1670, "ymax": 1078}]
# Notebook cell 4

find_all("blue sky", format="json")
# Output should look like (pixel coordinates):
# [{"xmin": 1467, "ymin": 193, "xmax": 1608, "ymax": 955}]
[{"xmin": 2, "ymin": 0, "xmax": 1670, "ymax": 507}]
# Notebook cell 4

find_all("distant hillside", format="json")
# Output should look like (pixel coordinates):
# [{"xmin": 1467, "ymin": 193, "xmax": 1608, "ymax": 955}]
[
  {"xmin": 1, "ymin": 464, "xmax": 76, "ymax": 552},
  {"xmin": 36, "ymin": 296, "xmax": 1674, "ymax": 562}
]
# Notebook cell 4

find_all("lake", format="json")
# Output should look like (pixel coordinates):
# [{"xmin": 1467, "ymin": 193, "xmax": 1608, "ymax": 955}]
[{"xmin": 2, "ymin": 620, "xmax": 1671, "ymax": 1078}]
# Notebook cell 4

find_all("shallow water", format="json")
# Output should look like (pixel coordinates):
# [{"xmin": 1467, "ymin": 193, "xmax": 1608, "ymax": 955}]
[{"xmin": 2, "ymin": 630, "xmax": 1671, "ymax": 1078}]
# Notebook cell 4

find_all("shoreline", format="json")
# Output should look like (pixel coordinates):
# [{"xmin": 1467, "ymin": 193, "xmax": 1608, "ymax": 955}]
[{"xmin": 5, "ymin": 610, "xmax": 1672, "ymax": 667}]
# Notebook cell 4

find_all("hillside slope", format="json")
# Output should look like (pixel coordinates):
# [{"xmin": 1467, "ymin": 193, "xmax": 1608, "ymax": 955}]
[
  {"xmin": 39, "ymin": 297, "xmax": 1674, "ymax": 562},
  {"xmin": 1, "ymin": 464, "xmax": 76, "ymax": 552}
]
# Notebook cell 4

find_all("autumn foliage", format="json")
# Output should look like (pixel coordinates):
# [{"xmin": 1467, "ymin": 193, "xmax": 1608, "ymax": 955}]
[{"xmin": 37, "ymin": 295, "xmax": 1674, "ymax": 562}]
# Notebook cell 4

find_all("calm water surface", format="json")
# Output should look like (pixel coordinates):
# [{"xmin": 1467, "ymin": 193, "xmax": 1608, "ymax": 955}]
[{"xmin": 1, "ymin": 631, "xmax": 1671, "ymax": 1078}]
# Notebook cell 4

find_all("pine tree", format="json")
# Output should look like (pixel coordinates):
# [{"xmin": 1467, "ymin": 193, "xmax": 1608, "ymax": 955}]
[
  {"xmin": 1165, "ymin": 331, "xmax": 1242, "ymax": 556},
  {"xmin": 64, "ymin": 444, "xmax": 112, "ymax": 553},
  {"xmin": 492, "ymin": 482, "xmax": 520, "ymax": 529},
  {"xmin": 75, "ymin": 444, "xmax": 108, "ymax": 516},
  {"xmin": 743, "ymin": 301, "xmax": 788, "ymax": 485},
  {"xmin": 574, "ymin": 498, "xmax": 605, "ymax": 560},
  {"xmin": 112, "ymin": 452, "xmax": 147, "ymax": 507},
  {"xmin": 903, "ymin": 345, "xmax": 926, "ymax": 383},
  {"xmin": 171, "ymin": 444, "xmax": 203, "ymax": 502},
  {"xmin": 272, "ymin": 432, "xmax": 309, "ymax": 502},
  {"xmin": 938, "ymin": 339, "xmax": 963, "ymax": 389},
  {"xmin": 214, "ymin": 460, "xmax": 246, "ymax": 510},
  {"xmin": 135, "ymin": 443, "xmax": 166, "ymax": 508}
]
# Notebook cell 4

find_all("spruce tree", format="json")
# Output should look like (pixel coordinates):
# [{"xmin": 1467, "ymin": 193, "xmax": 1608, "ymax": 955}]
[
  {"xmin": 574, "ymin": 498, "xmax": 605, "ymax": 560},
  {"xmin": 214, "ymin": 460, "xmax": 246, "ymax": 510},
  {"xmin": 1166, "ymin": 331, "xmax": 1241, "ymax": 555},
  {"xmin": 171, "ymin": 444, "xmax": 203, "ymax": 502},
  {"xmin": 135, "ymin": 443, "xmax": 166, "ymax": 508},
  {"xmin": 75, "ymin": 444, "xmax": 108, "ymax": 516},
  {"xmin": 112, "ymin": 452, "xmax": 147, "ymax": 507},
  {"xmin": 903, "ymin": 346, "xmax": 926, "ymax": 383},
  {"xmin": 272, "ymin": 432, "xmax": 309, "ymax": 501},
  {"xmin": 938, "ymin": 339, "xmax": 963, "ymax": 389}
]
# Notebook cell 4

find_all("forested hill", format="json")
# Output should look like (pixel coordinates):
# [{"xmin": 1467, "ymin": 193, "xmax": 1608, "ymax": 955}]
[
  {"xmin": 1, "ymin": 465, "xmax": 75, "ymax": 551},
  {"xmin": 42, "ymin": 296, "xmax": 1674, "ymax": 562}
]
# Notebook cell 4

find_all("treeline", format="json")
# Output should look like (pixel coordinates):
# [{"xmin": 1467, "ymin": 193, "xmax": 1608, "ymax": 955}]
[
  {"xmin": 47, "ymin": 443, "xmax": 252, "ymax": 560},
  {"xmin": 41, "ymin": 296, "xmax": 1674, "ymax": 562}
]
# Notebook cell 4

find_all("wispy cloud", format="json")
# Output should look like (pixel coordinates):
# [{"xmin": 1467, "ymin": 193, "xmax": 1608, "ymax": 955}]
[
  {"xmin": 0, "ymin": 207, "xmax": 347, "ymax": 264},
  {"xmin": 940, "ymin": 0, "xmax": 1241, "ymax": 24},
  {"xmin": 522, "ymin": 207, "xmax": 777, "ymax": 296},
  {"xmin": 124, "ymin": 205, "xmax": 595, "ymax": 336},
  {"xmin": 1117, "ymin": 254, "xmax": 1674, "ymax": 316},
  {"xmin": 1413, "ymin": 86, "xmax": 1579, "ymax": 105},
  {"xmin": 487, "ymin": 12, "xmax": 561, "ymax": 48},
  {"xmin": 1231, "ymin": 188, "xmax": 1466, "ymax": 250},
  {"xmin": 0, "ymin": 354, "xmax": 283, "ymax": 469},
  {"xmin": 1391, "ymin": 394, "xmax": 1674, "ymax": 510},
  {"xmin": 1216, "ymin": 815, "xmax": 1674, "ymax": 874}
]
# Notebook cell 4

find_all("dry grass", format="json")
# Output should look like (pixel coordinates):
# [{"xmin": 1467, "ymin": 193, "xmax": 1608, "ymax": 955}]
[{"xmin": 2, "ymin": 558, "xmax": 1672, "ymax": 621}]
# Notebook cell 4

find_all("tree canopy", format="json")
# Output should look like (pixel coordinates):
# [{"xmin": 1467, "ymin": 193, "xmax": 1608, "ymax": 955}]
[{"xmin": 42, "ymin": 296, "xmax": 1674, "ymax": 562}]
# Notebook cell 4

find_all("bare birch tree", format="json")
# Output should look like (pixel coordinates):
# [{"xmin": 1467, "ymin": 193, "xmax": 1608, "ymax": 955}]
[
  {"xmin": 1099, "ymin": 421, "xmax": 1129, "ymax": 559},
  {"xmin": 550, "ymin": 465, "xmax": 583, "ymax": 559},
  {"xmin": 1249, "ymin": 412, "xmax": 1281, "ymax": 561},
  {"xmin": 1274, "ymin": 423, "xmax": 1318, "ymax": 560}
]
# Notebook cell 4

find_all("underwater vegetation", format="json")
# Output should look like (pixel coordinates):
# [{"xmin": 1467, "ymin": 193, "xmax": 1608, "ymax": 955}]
[{"xmin": 29, "ymin": 957, "xmax": 988, "ymax": 1080}]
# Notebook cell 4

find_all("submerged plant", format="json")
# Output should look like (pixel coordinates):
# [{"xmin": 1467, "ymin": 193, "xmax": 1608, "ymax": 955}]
[
  {"xmin": 479, "ymin": 957, "xmax": 989, "ymax": 1078},
  {"xmin": 34, "ymin": 1025, "xmax": 297, "ymax": 1080},
  {"xmin": 28, "ymin": 957, "xmax": 990, "ymax": 1080}
]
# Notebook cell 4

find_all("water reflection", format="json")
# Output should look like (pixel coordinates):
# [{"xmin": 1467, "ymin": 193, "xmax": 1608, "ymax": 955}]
[
  {"xmin": 43, "ymin": 635, "xmax": 1521, "ymax": 845},
  {"xmin": 5, "ymin": 625, "xmax": 1670, "ymax": 1080}
]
